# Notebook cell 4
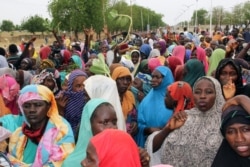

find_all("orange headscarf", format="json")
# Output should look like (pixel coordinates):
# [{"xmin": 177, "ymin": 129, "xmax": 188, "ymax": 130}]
[
  {"xmin": 111, "ymin": 66, "xmax": 135, "ymax": 118},
  {"xmin": 167, "ymin": 81, "xmax": 194, "ymax": 113}
]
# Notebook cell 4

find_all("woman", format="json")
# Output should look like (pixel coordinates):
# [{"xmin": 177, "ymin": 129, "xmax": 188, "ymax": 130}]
[
  {"xmin": 183, "ymin": 59, "xmax": 205, "ymax": 87},
  {"xmin": 31, "ymin": 68, "xmax": 61, "ymax": 95},
  {"xmin": 63, "ymin": 69, "xmax": 87, "ymax": 134},
  {"xmin": 0, "ymin": 74, "xmax": 20, "ymax": 115},
  {"xmin": 146, "ymin": 76, "xmax": 224, "ymax": 166},
  {"xmin": 165, "ymin": 81, "xmax": 194, "ymax": 113},
  {"xmin": 82, "ymin": 129, "xmax": 141, "ymax": 167},
  {"xmin": 131, "ymin": 50, "xmax": 141, "ymax": 76},
  {"xmin": 207, "ymin": 48, "xmax": 225, "ymax": 76},
  {"xmin": 212, "ymin": 95, "xmax": 250, "ymax": 166},
  {"xmin": 84, "ymin": 75, "xmax": 126, "ymax": 131},
  {"xmin": 191, "ymin": 46, "xmax": 209, "ymax": 73},
  {"xmin": 8, "ymin": 84, "xmax": 75, "ymax": 166},
  {"xmin": 172, "ymin": 45, "xmax": 186, "ymax": 64},
  {"xmin": 137, "ymin": 66, "xmax": 174, "ymax": 148},
  {"xmin": 111, "ymin": 66, "xmax": 137, "ymax": 135},
  {"xmin": 62, "ymin": 98, "xmax": 149, "ymax": 167},
  {"xmin": 215, "ymin": 58, "xmax": 250, "ymax": 99}
]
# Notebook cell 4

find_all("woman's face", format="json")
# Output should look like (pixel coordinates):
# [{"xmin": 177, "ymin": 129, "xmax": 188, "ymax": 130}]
[
  {"xmin": 20, "ymin": 60, "xmax": 29, "ymax": 70},
  {"xmin": 22, "ymin": 100, "xmax": 50, "ymax": 130},
  {"xmin": 205, "ymin": 49, "xmax": 212, "ymax": 57},
  {"xmin": 91, "ymin": 104, "xmax": 117, "ymax": 136},
  {"xmin": 190, "ymin": 49, "xmax": 197, "ymax": 59},
  {"xmin": 72, "ymin": 76, "xmax": 86, "ymax": 92},
  {"xmin": 193, "ymin": 79, "xmax": 216, "ymax": 112},
  {"xmin": 81, "ymin": 142, "xmax": 98, "ymax": 167},
  {"xmin": 151, "ymin": 70, "xmax": 163, "ymax": 88},
  {"xmin": 225, "ymin": 123, "xmax": 250, "ymax": 157},
  {"xmin": 116, "ymin": 75, "xmax": 132, "ymax": 95},
  {"xmin": 131, "ymin": 52, "xmax": 140, "ymax": 64},
  {"xmin": 43, "ymin": 75, "xmax": 55, "ymax": 91},
  {"xmin": 219, "ymin": 64, "xmax": 238, "ymax": 85},
  {"xmin": 132, "ymin": 78, "xmax": 143, "ymax": 91}
]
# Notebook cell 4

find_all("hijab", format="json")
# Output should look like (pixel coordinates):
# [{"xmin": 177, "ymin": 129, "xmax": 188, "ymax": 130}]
[
  {"xmin": 90, "ymin": 129, "xmax": 141, "ymax": 167},
  {"xmin": 207, "ymin": 48, "xmax": 225, "ymax": 76}
]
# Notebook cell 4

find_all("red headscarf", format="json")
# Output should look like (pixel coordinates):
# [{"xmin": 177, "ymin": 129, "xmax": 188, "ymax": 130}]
[
  {"xmin": 39, "ymin": 46, "xmax": 51, "ymax": 60},
  {"xmin": 174, "ymin": 65, "xmax": 184, "ymax": 81},
  {"xmin": 167, "ymin": 81, "xmax": 194, "ymax": 113},
  {"xmin": 90, "ymin": 129, "xmax": 141, "ymax": 167},
  {"xmin": 172, "ymin": 45, "xmax": 186, "ymax": 64},
  {"xmin": 167, "ymin": 56, "xmax": 182, "ymax": 75},
  {"xmin": 196, "ymin": 47, "xmax": 208, "ymax": 73}
]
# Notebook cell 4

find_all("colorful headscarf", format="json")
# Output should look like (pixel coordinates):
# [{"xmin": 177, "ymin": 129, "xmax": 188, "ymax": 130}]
[
  {"xmin": 39, "ymin": 46, "xmax": 51, "ymax": 60},
  {"xmin": 111, "ymin": 66, "xmax": 135, "ymax": 118},
  {"xmin": 40, "ymin": 59, "xmax": 55, "ymax": 70},
  {"xmin": 174, "ymin": 65, "xmax": 184, "ymax": 81},
  {"xmin": 167, "ymin": 56, "xmax": 182, "ymax": 75},
  {"xmin": 140, "ymin": 44, "xmax": 152, "ymax": 58},
  {"xmin": 172, "ymin": 45, "xmax": 186, "ymax": 64},
  {"xmin": 0, "ymin": 74, "xmax": 20, "ymax": 115},
  {"xmin": 71, "ymin": 55, "xmax": 83, "ymax": 69},
  {"xmin": 167, "ymin": 81, "xmax": 194, "ymax": 113},
  {"xmin": 196, "ymin": 46, "xmax": 209, "ymax": 73},
  {"xmin": 183, "ymin": 59, "xmax": 205, "ymax": 87},
  {"xmin": 207, "ymin": 48, "xmax": 225, "ymax": 76},
  {"xmin": 9, "ymin": 84, "xmax": 75, "ymax": 166},
  {"xmin": 64, "ymin": 70, "xmax": 87, "ymax": 133},
  {"xmin": 62, "ymin": 98, "xmax": 108, "ymax": 167},
  {"xmin": 158, "ymin": 40, "xmax": 167, "ymax": 55},
  {"xmin": 31, "ymin": 68, "xmax": 59, "ymax": 93},
  {"xmin": 90, "ymin": 129, "xmax": 141, "ymax": 167},
  {"xmin": 61, "ymin": 49, "xmax": 71, "ymax": 65},
  {"xmin": 148, "ymin": 58, "xmax": 162, "ymax": 72}
]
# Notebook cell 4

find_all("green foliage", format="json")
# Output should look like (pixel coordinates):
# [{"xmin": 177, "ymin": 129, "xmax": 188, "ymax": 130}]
[
  {"xmin": 0, "ymin": 20, "xmax": 15, "ymax": 32},
  {"xmin": 191, "ymin": 9, "xmax": 208, "ymax": 25},
  {"xmin": 90, "ymin": 54, "xmax": 110, "ymax": 77},
  {"xmin": 21, "ymin": 15, "xmax": 47, "ymax": 34}
]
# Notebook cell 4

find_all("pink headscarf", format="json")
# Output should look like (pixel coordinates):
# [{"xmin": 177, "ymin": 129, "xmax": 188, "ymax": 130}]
[
  {"xmin": 172, "ymin": 45, "xmax": 185, "ymax": 64},
  {"xmin": 0, "ymin": 74, "xmax": 20, "ymax": 115},
  {"xmin": 39, "ymin": 46, "xmax": 51, "ymax": 60},
  {"xmin": 148, "ymin": 58, "xmax": 162, "ymax": 72},
  {"xmin": 196, "ymin": 47, "xmax": 208, "ymax": 73}
]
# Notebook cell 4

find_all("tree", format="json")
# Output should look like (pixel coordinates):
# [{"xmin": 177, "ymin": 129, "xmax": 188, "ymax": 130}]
[
  {"xmin": 21, "ymin": 15, "xmax": 47, "ymax": 34},
  {"xmin": 191, "ymin": 9, "xmax": 208, "ymax": 26},
  {"xmin": 0, "ymin": 20, "xmax": 15, "ymax": 32}
]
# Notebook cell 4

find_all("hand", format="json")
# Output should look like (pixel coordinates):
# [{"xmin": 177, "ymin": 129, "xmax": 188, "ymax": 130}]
[
  {"xmin": 138, "ymin": 147, "xmax": 150, "ymax": 167},
  {"xmin": 222, "ymin": 95, "xmax": 250, "ymax": 114},
  {"xmin": 29, "ymin": 37, "xmax": 36, "ymax": 43},
  {"xmin": 166, "ymin": 111, "xmax": 187, "ymax": 131},
  {"xmin": 222, "ymin": 77, "xmax": 236, "ymax": 100}
]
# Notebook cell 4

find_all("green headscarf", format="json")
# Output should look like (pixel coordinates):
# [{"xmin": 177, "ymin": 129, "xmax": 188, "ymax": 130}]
[
  {"xmin": 62, "ymin": 98, "xmax": 108, "ymax": 167},
  {"xmin": 207, "ymin": 48, "xmax": 225, "ymax": 76}
]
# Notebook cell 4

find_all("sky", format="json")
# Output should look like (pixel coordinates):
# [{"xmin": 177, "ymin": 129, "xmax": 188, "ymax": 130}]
[{"xmin": 1, "ymin": 0, "xmax": 249, "ymax": 26}]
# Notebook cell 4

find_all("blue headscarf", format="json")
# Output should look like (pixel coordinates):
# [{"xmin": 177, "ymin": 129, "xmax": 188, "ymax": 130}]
[{"xmin": 136, "ymin": 66, "xmax": 174, "ymax": 147}]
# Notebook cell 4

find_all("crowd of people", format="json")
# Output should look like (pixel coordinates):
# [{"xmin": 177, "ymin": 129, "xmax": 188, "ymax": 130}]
[{"xmin": 0, "ymin": 24, "xmax": 250, "ymax": 167}]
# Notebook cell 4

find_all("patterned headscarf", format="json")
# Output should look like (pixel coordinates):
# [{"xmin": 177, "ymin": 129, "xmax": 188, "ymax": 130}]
[
  {"xmin": 10, "ymin": 84, "xmax": 75, "ymax": 166},
  {"xmin": 64, "ymin": 70, "xmax": 87, "ymax": 133}
]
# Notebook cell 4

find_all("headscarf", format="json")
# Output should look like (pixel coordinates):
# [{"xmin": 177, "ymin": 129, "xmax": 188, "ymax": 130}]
[
  {"xmin": 148, "ymin": 49, "xmax": 161, "ymax": 58},
  {"xmin": 148, "ymin": 76, "xmax": 224, "ymax": 166},
  {"xmin": 140, "ymin": 44, "xmax": 152, "ymax": 58},
  {"xmin": 158, "ymin": 40, "xmax": 167, "ymax": 55},
  {"xmin": 130, "ymin": 50, "xmax": 141, "ymax": 76},
  {"xmin": 64, "ymin": 70, "xmax": 87, "ymax": 133},
  {"xmin": 21, "ymin": 58, "xmax": 33, "ymax": 70},
  {"xmin": 40, "ymin": 59, "xmax": 55, "ymax": 70},
  {"xmin": 167, "ymin": 81, "xmax": 194, "ymax": 113},
  {"xmin": 16, "ymin": 70, "xmax": 33, "ymax": 89},
  {"xmin": 137, "ymin": 66, "xmax": 174, "ymax": 147},
  {"xmin": 62, "ymin": 98, "xmax": 109, "ymax": 167},
  {"xmin": 196, "ymin": 46, "xmax": 209, "ymax": 73},
  {"xmin": 71, "ymin": 55, "xmax": 83, "ymax": 69},
  {"xmin": 212, "ymin": 105, "xmax": 250, "ymax": 167},
  {"xmin": 183, "ymin": 59, "xmax": 205, "ymax": 87},
  {"xmin": 0, "ymin": 74, "xmax": 20, "ymax": 115},
  {"xmin": 167, "ymin": 56, "xmax": 182, "ymax": 75},
  {"xmin": 61, "ymin": 49, "xmax": 71, "ymax": 65},
  {"xmin": 167, "ymin": 44, "xmax": 176, "ymax": 55},
  {"xmin": 135, "ymin": 72, "xmax": 152, "ymax": 95},
  {"xmin": 207, "ymin": 48, "xmax": 225, "ymax": 76},
  {"xmin": 9, "ymin": 84, "xmax": 75, "ymax": 166},
  {"xmin": 134, "ymin": 59, "xmax": 149, "ymax": 76},
  {"xmin": 174, "ymin": 65, "xmax": 184, "ymax": 81},
  {"xmin": 84, "ymin": 75, "xmax": 126, "ymax": 131},
  {"xmin": 172, "ymin": 45, "xmax": 185, "ymax": 64},
  {"xmin": 90, "ymin": 129, "xmax": 141, "ymax": 167},
  {"xmin": 185, "ymin": 49, "xmax": 192, "ymax": 63},
  {"xmin": 148, "ymin": 58, "xmax": 162, "ymax": 72},
  {"xmin": 111, "ymin": 66, "xmax": 135, "ymax": 119},
  {"xmin": 39, "ymin": 46, "xmax": 51, "ymax": 60},
  {"xmin": 31, "ymin": 68, "xmax": 60, "ymax": 94}
]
